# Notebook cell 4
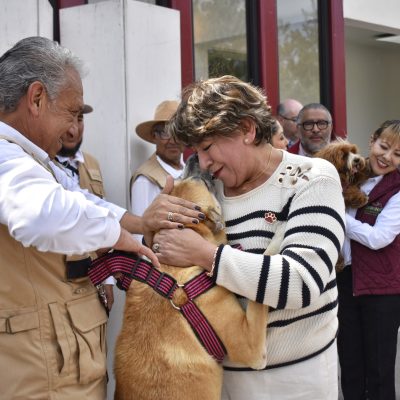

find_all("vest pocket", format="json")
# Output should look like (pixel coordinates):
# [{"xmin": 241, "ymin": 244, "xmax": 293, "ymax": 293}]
[
  {"xmin": 0, "ymin": 309, "xmax": 39, "ymax": 333},
  {"xmin": 0, "ymin": 309, "xmax": 47, "ymax": 398},
  {"xmin": 66, "ymin": 292, "xmax": 108, "ymax": 384},
  {"xmin": 49, "ymin": 293, "xmax": 108, "ymax": 386},
  {"xmin": 90, "ymin": 182, "xmax": 105, "ymax": 198}
]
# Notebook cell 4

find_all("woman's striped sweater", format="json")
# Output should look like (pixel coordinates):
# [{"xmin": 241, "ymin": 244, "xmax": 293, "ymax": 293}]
[{"xmin": 214, "ymin": 151, "xmax": 346, "ymax": 369}]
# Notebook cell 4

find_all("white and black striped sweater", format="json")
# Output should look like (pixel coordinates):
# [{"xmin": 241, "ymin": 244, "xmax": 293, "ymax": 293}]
[{"xmin": 213, "ymin": 151, "xmax": 346, "ymax": 369}]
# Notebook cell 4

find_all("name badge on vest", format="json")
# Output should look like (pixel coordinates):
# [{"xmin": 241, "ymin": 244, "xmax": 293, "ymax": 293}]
[{"xmin": 364, "ymin": 201, "xmax": 383, "ymax": 217}]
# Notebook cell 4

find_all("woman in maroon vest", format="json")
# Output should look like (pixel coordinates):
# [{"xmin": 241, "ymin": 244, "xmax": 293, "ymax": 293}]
[{"xmin": 337, "ymin": 120, "xmax": 400, "ymax": 399}]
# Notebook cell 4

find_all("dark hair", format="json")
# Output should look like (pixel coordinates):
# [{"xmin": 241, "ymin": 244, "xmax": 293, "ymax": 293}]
[{"xmin": 371, "ymin": 120, "xmax": 400, "ymax": 142}]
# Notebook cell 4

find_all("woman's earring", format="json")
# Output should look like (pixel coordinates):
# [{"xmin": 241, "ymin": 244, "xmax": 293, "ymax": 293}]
[{"xmin": 244, "ymin": 138, "xmax": 249, "ymax": 144}]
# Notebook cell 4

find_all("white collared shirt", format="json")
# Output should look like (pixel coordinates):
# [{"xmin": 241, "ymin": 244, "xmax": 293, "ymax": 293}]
[
  {"xmin": 130, "ymin": 154, "xmax": 184, "ymax": 218},
  {"xmin": 342, "ymin": 175, "xmax": 400, "ymax": 266},
  {"xmin": 130, "ymin": 155, "xmax": 184, "ymax": 242},
  {"xmin": 0, "ymin": 121, "xmax": 125, "ymax": 255},
  {"xmin": 56, "ymin": 150, "xmax": 85, "ymax": 184}
]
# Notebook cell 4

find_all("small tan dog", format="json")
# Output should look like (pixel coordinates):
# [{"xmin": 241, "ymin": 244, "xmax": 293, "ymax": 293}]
[
  {"xmin": 315, "ymin": 140, "xmax": 369, "ymax": 209},
  {"xmin": 114, "ymin": 158, "xmax": 268, "ymax": 400}
]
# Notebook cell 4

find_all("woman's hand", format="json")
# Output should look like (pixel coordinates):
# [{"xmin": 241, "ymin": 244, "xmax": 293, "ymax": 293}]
[
  {"xmin": 142, "ymin": 176, "xmax": 206, "ymax": 246},
  {"xmin": 152, "ymin": 228, "xmax": 216, "ymax": 270}
]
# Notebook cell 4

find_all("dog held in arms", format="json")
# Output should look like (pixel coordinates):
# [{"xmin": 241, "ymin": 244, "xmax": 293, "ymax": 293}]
[
  {"xmin": 315, "ymin": 140, "xmax": 369, "ymax": 272},
  {"xmin": 114, "ymin": 155, "xmax": 268, "ymax": 400},
  {"xmin": 314, "ymin": 140, "xmax": 369, "ymax": 209}
]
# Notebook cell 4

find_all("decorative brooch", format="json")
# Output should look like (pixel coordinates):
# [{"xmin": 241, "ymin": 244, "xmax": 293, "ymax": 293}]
[{"xmin": 264, "ymin": 212, "xmax": 277, "ymax": 224}]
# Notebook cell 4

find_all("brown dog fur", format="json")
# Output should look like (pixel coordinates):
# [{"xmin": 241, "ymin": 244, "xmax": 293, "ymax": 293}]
[
  {"xmin": 114, "ymin": 177, "xmax": 268, "ymax": 400},
  {"xmin": 315, "ymin": 141, "xmax": 369, "ymax": 209},
  {"xmin": 315, "ymin": 141, "xmax": 369, "ymax": 272}
]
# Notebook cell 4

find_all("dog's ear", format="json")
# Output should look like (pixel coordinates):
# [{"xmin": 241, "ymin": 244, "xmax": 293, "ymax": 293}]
[
  {"xmin": 348, "ymin": 143, "xmax": 359, "ymax": 154},
  {"xmin": 182, "ymin": 154, "xmax": 202, "ymax": 179},
  {"xmin": 182, "ymin": 154, "xmax": 217, "ymax": 194}
]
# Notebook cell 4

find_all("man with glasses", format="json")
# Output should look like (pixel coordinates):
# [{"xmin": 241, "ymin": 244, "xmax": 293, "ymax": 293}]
[
  {"xmin": 288, "ymin": 103, "xmax": 333, "ymax": 156},
  {"xmin": 130, "ymin": 100, "xmax": 185, "ymax": 239},
  {"xmin": 277, "ymin": 98, "xmax": 303, "ymax": 147}
]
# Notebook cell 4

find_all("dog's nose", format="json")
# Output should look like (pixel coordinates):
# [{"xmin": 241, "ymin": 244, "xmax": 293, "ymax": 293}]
[{"xmin": 354, "ymin": 157, "xmax": 360, "ymax": 164}]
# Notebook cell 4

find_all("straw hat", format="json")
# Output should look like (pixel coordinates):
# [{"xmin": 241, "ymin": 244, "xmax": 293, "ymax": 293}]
[
  {"xmin": 135, "ymin": 100, "xmax": 179, "ymax": 144},
  {"xmin": 82, "ymin": 104, "xmax": 93, "ymax": 114}
]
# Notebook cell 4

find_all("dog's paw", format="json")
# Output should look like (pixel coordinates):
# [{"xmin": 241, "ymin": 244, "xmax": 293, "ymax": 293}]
[
  {"xmin": 349, "ymin": 195, "xmax": 368, "ymax": 209},
  {"xmin": 359, "ymin": 194, "xmax": 369, "ymax": 208},
  {"xmin": 249, "ymin": 345, "xmax": 267, "ymax": 370}
]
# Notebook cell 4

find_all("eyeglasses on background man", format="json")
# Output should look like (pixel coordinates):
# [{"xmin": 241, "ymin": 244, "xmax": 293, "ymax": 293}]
[{"xmin": 299, "ymin": 120, "xmax": 331, "ymax": 131}]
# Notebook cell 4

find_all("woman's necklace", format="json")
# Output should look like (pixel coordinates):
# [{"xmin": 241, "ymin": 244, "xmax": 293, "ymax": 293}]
[
  {"xmin": 244, "ymin": 145, "xmax": 274, "ymax": 188},
  {"xmin": 265, "ymin": 144, "xmax": 273, "ymax": 174},
  {"xmin": 226, "ymin": 145, "xmax": 275, "ymax": 196}
]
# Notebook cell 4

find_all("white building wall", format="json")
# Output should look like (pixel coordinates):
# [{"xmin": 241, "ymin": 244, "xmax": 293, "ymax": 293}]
[
  {"xmin": 0, "ymin": 0, "xmax": 53, "ymax": 55},
  {"xmin": 60, "ymin": 2, "xmax": 181, "ymax": 398},
  {"xmin": 60, "ymin": 0, "xmax": 181, "ymax": 207},
  {"xmin": 344, "ymin": 0, "xmax": 400, "ymax": 155},
  {"xmin": 344, "ymin": 0, "xmax": 400, "ymax": 33},
  {"xmin": 345, "ymin": 40, "xmax": 400, "ymax": 155}
]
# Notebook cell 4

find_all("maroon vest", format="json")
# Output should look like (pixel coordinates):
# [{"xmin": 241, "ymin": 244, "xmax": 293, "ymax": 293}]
[{"xmin": 351, "ymin": 169, "xmax": 400, "ymax": 295}]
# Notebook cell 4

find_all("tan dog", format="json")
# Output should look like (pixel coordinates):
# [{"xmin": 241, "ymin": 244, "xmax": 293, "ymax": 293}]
[
  {"xmin": 114, "ymin": 167, "xmax": 268, "ymax": 399},
  {"xmin": 315, "ymin": 140, "xmax": 369, "ymax": 209}
]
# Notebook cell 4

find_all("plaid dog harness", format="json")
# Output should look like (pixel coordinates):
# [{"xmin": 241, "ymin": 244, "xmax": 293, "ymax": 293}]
[{"xmin": 88, "ymin": 250, "xmax": 226, "ymax": 363}]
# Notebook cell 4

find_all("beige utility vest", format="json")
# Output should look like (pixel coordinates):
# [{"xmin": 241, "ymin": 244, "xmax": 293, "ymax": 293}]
[
  {"xmin": 130, "ymin": 152, "xmax": 169, "ymax": 190},
  {"xmin": 79, "ymin": 151, "xmax": 105, "ymax": 198},
  {"xmin": 0, "ymin": 137, "xmax": 107, "ymax": 399},
  {"xmin": 65, "ymin": 152, "xmax": 105, "ymax": 266}
]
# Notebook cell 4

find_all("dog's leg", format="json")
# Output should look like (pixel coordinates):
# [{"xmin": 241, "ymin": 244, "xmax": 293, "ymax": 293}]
[
  {"xmin": 343, "ymin": 186, "xmax": 368, "ymax": 208},
  {"xmin": 206, "ymin": 289, "xmax": 268, "ymax": 370},
  {"xmin": 228, "ymin": 299, "xmax": 269, "ymax": 370},
  {"xmin": 220, "ymin": 222, "xmax": 285, "ymax": 368}
]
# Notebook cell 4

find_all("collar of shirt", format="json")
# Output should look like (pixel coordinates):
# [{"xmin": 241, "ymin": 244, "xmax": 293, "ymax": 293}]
[
  {"xmin": 156, "ymin": 154, "xmax": 185, "ymax": 179},
  {"xmin": 0, "ymin": 121, "xmax": 51, "ymax": 165},
  {"xmin": 298, "ymin": 143, "xmax": 312, "ymax": 157},
  {"xmin": 360, "ymin": 175, "xmax": 383, "ymax": 196},
  {"xmin": 56, "ymin": 149, "xmax": 85, "ymax": 170}
]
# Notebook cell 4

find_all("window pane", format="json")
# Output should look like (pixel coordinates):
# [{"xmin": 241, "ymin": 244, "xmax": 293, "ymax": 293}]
[
  {"xmin": 277, "ymin": 0, "xmax": 320, "ymax": 104},
  {"xmin": 193, "ymin": 0, "xmax": 248, "ymax": 81}
]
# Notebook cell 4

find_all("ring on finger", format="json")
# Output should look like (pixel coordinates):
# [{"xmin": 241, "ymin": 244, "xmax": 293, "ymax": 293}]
[
  {"xmin": 152, "ymin": 243, "xmax": 160, "ymax": 252},
  {"xmin": 167, "ymin": 211, "xmax": 174, "ymax": 222}
]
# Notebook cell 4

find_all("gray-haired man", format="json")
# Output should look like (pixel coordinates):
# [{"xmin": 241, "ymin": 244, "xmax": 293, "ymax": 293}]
[{"xmin": 0, "ymin": 36, "xmax": 160, "ymax": 399}]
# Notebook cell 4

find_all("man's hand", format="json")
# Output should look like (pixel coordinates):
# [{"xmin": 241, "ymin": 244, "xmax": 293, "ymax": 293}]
[
  {"xmin": 113, "ymin": 228, "xmax": 160, "ymax": 268},
  {"xmin": 104, "ymin": 284, "xmax": 114, "ymax": 311}
]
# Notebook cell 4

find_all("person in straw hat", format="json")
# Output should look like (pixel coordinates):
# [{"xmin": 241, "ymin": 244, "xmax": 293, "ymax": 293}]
[{"xmin": 130, "ymin": 100, "xmax": 185, "ymax": 230}]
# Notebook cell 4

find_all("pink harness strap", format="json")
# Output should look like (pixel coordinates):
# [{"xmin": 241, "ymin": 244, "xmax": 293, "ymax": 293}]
[{"xmin": 88, "ymin": 250, "xmax": 226, "ymax": 363}]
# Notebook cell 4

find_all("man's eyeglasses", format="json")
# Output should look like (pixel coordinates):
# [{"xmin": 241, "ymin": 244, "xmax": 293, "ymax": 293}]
[
  {"xmin": 279, "ymin": 114, "xmax": 297, "ymax": 123},
  {"xmin": 299, "ymin": 120, "xmax": 331, "ymax": 131},
  {"xmin": 153, "ymin": 126, "xmax": 172, "ymax": 140}
]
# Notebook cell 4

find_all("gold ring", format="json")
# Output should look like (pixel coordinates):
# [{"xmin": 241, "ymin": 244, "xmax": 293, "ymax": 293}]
[{"xmin": 167, "ymin": 211, "xmax": 174, "ymax": 222}]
